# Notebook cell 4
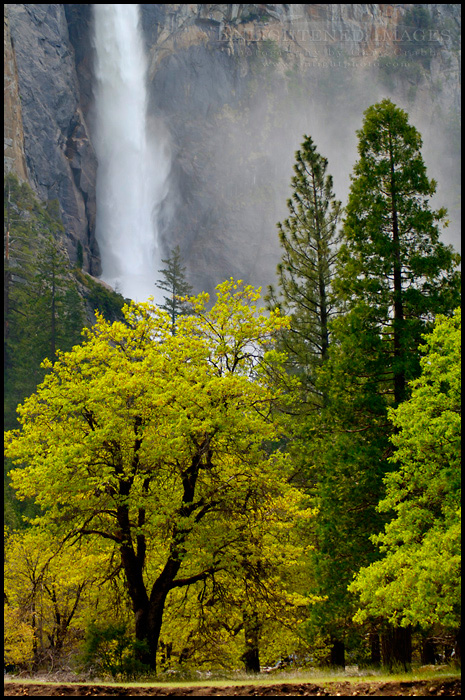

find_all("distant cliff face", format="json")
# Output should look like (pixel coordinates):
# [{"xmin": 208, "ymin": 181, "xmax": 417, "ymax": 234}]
[
  {"xmin": 4, "ymin": 8, "xmax": 27, "ymax": 182},
  {"xmin": 139, "ymin": 3, "xmax": 461, "ymax": 293},
  {"xmin": 5, "ymin": 4, "xmax": 99, "ymax": 274},
  {"xmin": 4, "ymin": 4, "xmax": 461, "ymax": 295}
]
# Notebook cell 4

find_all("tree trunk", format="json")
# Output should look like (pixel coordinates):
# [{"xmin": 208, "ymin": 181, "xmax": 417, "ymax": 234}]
[
  {"xmin": 369, "ymin": 631, "xmax": 381, "ymax": 667},
  {"xmin": 388, "ymin": 129, "xmax": 406, "ymax": 406},
  {"xmin": 242, "ymin": 610, "xmax": 261, "ymax": 673},
  {"xmin": 117, "ymin": 441, "xmax": 211, "ymax": 672},
  {"xmin": 381, "ymin": 624, "xmax": 412, "ymax": 671},
  {"xmin": 420, "ymin": 637, "xmax": 436, "ymax": 665},
  {"xmin": 146, "ymin": 575, "xmax": 178, "ymax": 671},
  {"xmin": 311, "ymin": 160, "xmax": 329, "ymax": 365},
  {"xmin": 159, "ymin": 640, "xmax": 173, "ymax": 670},
  {"xmin": 329, "ymin": 638, "xmax": 345, "ymax": 668},
  {"xmin": 453, "ymin": 628, "xmax": 461, "ymax": 666},
  {"xmin": 125, "ymin": 565, "xmax": 189, "ymax": 673}
]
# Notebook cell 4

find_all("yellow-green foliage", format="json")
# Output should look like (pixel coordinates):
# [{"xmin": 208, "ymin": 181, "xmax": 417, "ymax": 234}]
[
  {"xmin": 4, "ymin": 527, "xmax": 109, "ymax": 665},
  {"xmin": 5, "ymin": 279, "xmax": 316, "ymax": 670},
  {"xmin": 4, "ymin": 604, "xmax": 35, "ymax": 667},
  {"xmin": 350, "ymin": 309, "xmax": 461, "ymax": 629}
]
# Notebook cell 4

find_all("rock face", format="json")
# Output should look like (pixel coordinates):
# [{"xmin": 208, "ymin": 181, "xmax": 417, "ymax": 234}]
[
  {"xmin": 4, "ymin": 4, "xmax": 461, "ymax": 295},
  {"xmin": 5, "ymin": 4, "xmax": 99, "ymax": 274},
  {"xmin": 139, "ymin": 3, "xmax": 461, "ymax": 293},
  {"xmin": 4, "ymin": 8, "xmax": 27, "ymax": 182}
]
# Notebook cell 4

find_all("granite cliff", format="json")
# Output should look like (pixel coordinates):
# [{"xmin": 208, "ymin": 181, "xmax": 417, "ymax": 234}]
[
  {"xmin": 5, "ymin": 4, "xmax": 99, "ymax": 274},
  {"xmin": 4, "ymin": 4, "xmax": 461, "ymax": 296}
]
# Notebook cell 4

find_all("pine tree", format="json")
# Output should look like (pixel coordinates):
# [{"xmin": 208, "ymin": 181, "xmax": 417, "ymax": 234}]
[
  {"xmin": 4, "ymin": 176, "xmax": 87, "ymax": 529},
  {"xmin": 4, "ymin": 175, "xmax": 38, "ymax": 371},
  {"xmin": 337, "ymin": 98, "xmax": 460, "ymax": 404},
  {"xmin": 265, "ymin": 137, "xmax": 344, "ymax": 663},
  {"xmin": 5, "ymin": 205, "xmax": 86, "ymax": 427},
  {"xmin": 265, "ymin": 137, "xmax": 344, "ymax": 660},
  {"xmin": 28, "ymin": 233, "xmax": 86, "ymax": 364},
  {"xmin": 308, "ymin": 99, "xmax": 461, "ymax": 669},
  {"xmin": 266, "ymin": 135, "xmax": 342, "ymax": 407},
  {"xmin": 155, "ymin": 246, "xmax": 193, "ymax": 334}
]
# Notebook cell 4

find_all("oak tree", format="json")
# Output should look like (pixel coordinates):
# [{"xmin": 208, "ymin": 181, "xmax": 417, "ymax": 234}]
[
  {"xmin": 5, "ymin": 280, "xmax": 312, "ymax": 673},
  {"xmin": 4, "ymin": 528, "xmax": 106, "ymax": 668}
]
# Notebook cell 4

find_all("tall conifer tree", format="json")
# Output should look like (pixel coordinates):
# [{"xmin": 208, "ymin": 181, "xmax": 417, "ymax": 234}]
[
  {"xmin": 30, "ymin": 233, "xmax": 85, "ymax": 364},
  {"xmin": 267, "ymin": 135, "xmax": 341, "ymax": 407},
  {"xmin": 336, "ymin": 98, "xmax": 460, "ymax": 404},
  {"xmin": 4, "ymin": 177, "xmax": 86, "ymax": 528},
  {"xmin": 266, "ymin": 137, "xmax": 343, "ymax": 662},
  {"xmin": 308, "ymin": 99, "xmax": 461, "ymax": 669},
  {"xmin": 155, "ymin": 246, "xmax": 193, "ymax": 335},
  {"xmin": 4, "ymin": 176, "xmax": 86, "ymax": 428}
]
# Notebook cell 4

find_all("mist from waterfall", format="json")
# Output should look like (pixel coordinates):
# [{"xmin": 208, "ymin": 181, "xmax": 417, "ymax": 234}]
[{"xmin": 92, "ymin": 4, "xmax": 169, "ymax": 302}]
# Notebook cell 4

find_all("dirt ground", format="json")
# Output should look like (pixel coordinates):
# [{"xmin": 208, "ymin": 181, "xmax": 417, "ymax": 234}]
[{"xmin": 3, "ymin": 678, "xmax": 461, "ymax": 696}]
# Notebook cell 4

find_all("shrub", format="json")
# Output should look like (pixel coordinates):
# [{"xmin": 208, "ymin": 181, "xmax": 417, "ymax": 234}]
[{"xmin": 80, "ymin": 622, "xmax": 150, "ymax": 680}]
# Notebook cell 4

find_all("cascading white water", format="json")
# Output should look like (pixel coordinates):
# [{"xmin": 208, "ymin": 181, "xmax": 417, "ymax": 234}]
[{"xmin": 92, "ymin": 4, "xmax": 169, "ymax": 302}]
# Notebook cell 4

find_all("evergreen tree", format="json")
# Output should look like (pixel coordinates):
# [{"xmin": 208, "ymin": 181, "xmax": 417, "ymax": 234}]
[
  {"xmin": 349, "ymin": 309, "xmax": 461, "ymax": 642},
  {"xmin": 306, "ymin": 100, "xmax": 461, "ymax": 669},
  {"xmin": 155, "ymin": 246, "xmax": 193, "ymax": 334},
  {"xmin": 4, "ymin": 184, "xmax": 86, "ymax": 429},
  {"xmin": 266, "ymin": 135, "xmax": 342, "ymax": 407},
  {"xmin": 337, "ymin": 98, "xmax": 460, "ymax": 404},
  {"xmin": 4, "ymin": 174, "xmax": 39, "ymax": 374},
  {"xmin": 4, "ymin": 175, "xmax": 86, "ymax": 529},
  {"xmin": 28, "ymin": 233, "xmax": 85, "ymax": 365},
  {"xmin": 264, "ymin": 136, "xmax": 342, "ymax": 663}
]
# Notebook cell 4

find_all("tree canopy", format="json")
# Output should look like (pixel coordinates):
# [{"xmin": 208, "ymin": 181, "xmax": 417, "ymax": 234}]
[
  {"xmin": 295, "ymin": 99, "xmax": 460, "ymax": 669},
  {"xmin": 3, "ymin": 99, "xmax": 461, "ymax": 676},
  {"xmin": 5, "ymin": 279, "xmax": 315, "ymax": 672},
  {"xmin": 349, "ymin": 308, "xmax": 461, "ymax": 630}
]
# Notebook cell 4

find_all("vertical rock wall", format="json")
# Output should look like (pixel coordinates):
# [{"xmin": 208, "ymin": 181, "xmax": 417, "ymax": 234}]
[
  {"xmin": 4, "ymin": 7, "xmax": 28, "ymax": 182},
  {"xmin": 4, "ymin": 3, "xmax": 100, "ymax": 274}
]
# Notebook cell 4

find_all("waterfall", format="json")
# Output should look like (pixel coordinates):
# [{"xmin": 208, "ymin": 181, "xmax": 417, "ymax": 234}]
[{"xmin": 92, "ymin": 4, "xmax": 169, "ymax": 302}]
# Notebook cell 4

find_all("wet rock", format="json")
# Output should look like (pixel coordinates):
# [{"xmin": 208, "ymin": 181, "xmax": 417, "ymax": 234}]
[{"xmin": 6, "ymin": 3, "xmax": 99, "ymax": 274}]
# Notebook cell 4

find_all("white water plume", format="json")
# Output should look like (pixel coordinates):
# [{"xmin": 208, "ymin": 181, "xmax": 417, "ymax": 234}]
[{"xmin": 92, "ymin": 4, "xmax": 170, "ymax": 302}]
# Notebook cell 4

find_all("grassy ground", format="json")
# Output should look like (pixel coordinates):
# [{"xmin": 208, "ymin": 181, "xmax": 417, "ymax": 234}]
[{"xmin": 5, "ymin": 665, "xmax": 460, "ymax": 688}]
